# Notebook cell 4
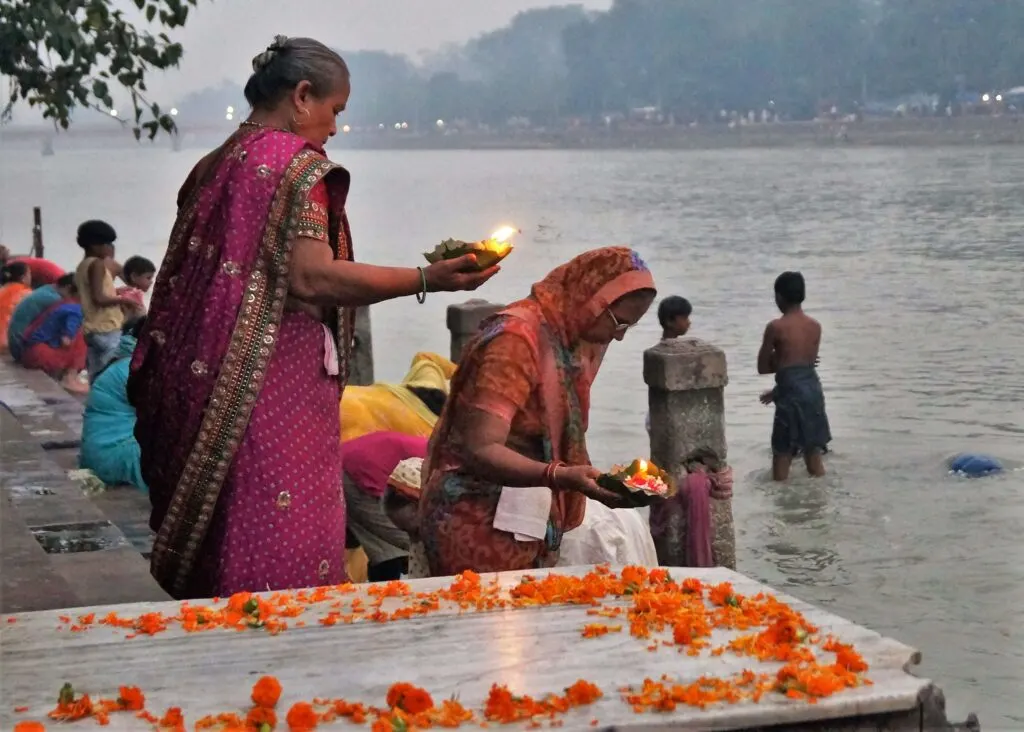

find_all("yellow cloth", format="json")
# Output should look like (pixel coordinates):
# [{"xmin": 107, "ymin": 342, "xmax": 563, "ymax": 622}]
[
  {"xmin": 340, "ymin": 352, "xmax": 456, "ymax": 443},
  {"xmin": 402, "ymin": 351, "xmax": 455, "ymax": 392}
]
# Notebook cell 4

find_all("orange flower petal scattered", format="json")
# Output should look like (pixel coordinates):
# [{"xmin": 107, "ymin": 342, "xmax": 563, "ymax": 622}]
[
  {"xmin": 386, "ymin": 682, "xmax": 435, "ymax": 715},
  {"xmin": 285, "ymin": 701, "xmax": 319, "ymax": 730},
  {"xmin": 18, "ymin": 568, "xmax": 871, "ymax": 727},
  {"xmin": 246, "ymin": 705, "xmax": 278, "ymax": 729},
  {"xmin": 252, "ymin": 676, "xmax": 283, "ymax": 709}
]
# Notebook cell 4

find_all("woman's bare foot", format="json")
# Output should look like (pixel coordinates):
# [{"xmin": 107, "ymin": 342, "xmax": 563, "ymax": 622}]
[{"xmin": 61, "ymin": 372, "xmax": 89, "ymax": 395}]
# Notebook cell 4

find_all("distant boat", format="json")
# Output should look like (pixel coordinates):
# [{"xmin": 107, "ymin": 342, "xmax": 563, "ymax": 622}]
[{"xmin": 41, "ymin": 138, "xmax": 54, "ymax": 156}]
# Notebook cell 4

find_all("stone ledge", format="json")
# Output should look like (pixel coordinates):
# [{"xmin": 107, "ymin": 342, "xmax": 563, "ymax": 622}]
[
  {"xmin": 447, "ymin": 300, "xmax": 504, "ymax": 362},
  {"xmin": 644, "ymin": 337, "xmax": 728, "ymax": 391}
]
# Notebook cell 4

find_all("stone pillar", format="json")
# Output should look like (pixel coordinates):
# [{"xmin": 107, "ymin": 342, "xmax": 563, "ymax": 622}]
[
  {"xmin": 643, "ymin": 338, "xmax": 735, "ymax": 569},
  {"xmin": 348, "ymin": 306, "xmax": 374, "ymax": 386},
  {"xmin": 446, "ymin": 299, "xmax": 504, "ymax": 364}
]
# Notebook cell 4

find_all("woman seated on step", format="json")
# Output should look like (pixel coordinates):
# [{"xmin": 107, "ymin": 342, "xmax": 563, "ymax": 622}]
[
  {"xmin": 0, "ymin": 261, "xmax": 33, "ymax": 352},
  {"xmin": 7, "ymin": 273, "xmax": 76, "ymax": 363},
  {"xmin": 79, "ymin": 317, "xmax": 148, "ymax": 491},
  {"xmin": 19, "ymin": 278, "xmax": 88, "ymax": 394}
]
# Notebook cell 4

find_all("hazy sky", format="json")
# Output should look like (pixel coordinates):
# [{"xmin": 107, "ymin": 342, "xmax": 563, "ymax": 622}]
[{"xmin": 118, "ymin": 0, "xmax": 612, "ymax": 101}]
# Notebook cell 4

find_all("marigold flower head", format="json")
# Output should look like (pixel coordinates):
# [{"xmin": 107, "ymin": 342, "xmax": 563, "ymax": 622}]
[
  {"xmin": 251, "ymin": 676, "xmax": 283, "ymax": 708},
  {"xmin": 117, "ymin": 685, "xmax": 145, "ymax": 711},
  {"xmin": 386, "ymin": 682, "xmax": 434, "ymax": 714},
  {"xmin": 286, "ymin": 701, "xmax": 319, "ymax": 730}
]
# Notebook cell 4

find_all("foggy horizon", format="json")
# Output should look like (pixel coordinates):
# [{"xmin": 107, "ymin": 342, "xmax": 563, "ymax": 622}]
[{"xmin": 126, "ymin": 0, "xmax": 611, "ymax": 101}]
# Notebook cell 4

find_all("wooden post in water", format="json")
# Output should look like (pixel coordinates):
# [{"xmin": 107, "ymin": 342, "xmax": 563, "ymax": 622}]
[
  {"xmin": 446, "ymin": 299, "xmax": 503, "ymax": 363},
  {"xmin": 644, "ymin": 338, "xmax": 735, "ymax": 569},
  {"xmin": 31, "ymin": 207, "xmax": 43, "ymax": 259}
]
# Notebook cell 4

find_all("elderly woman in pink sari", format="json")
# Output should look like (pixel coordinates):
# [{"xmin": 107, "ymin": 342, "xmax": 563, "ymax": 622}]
[{"xmin": 128, "ymin": 36, "xmax": 496, "ymax": 599}]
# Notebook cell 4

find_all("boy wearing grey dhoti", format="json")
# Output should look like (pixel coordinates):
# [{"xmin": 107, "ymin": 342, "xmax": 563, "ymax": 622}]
[{"xmin": 757, "ymin": 271, "xmax": 831, "ymax": 481}]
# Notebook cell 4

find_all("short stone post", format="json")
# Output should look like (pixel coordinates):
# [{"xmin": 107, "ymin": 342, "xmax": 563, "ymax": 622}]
[
  {"xmin": 644, "ymin": 338, "xmax": 735, "ymax": 569},
  {"xmin": 446, "ymin": 299, "xmax": 504, "ymax": 364},
  {"xmin": 349, "ymin": 306, "xmax": 374, "ymax": 386}
]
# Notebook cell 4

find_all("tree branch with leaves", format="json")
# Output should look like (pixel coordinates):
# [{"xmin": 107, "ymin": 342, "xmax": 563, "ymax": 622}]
[{"xmin": 0, "ymin": 0, "xmax": 199, "ymax": 139}]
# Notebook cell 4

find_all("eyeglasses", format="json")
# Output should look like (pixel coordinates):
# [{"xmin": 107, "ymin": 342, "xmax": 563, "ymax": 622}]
[{"xmin": 606, "ymin": 309, "xmax": 633, "ymax": 334}]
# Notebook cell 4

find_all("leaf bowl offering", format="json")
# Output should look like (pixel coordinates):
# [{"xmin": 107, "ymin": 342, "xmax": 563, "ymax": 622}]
[
  {"xmin": 597, "ymin": 458, "xmax": 676, "ymax": 507},
  {"xmin": 423, "ymin": 226, "xmax": 518, "ymax": 271}
]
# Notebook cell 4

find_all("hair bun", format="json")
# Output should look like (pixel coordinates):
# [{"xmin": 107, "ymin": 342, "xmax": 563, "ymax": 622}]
[{"xmin": 251, "ymin": 35, "xmax": 290, "ymax": 72}]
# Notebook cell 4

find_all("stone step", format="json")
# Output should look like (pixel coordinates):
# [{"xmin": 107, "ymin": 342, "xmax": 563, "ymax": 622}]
[
  {"xmin": 0, "ymin": 357, "xmax": 83, "ymax": 449},
  {"xmin": 0, "ymin": 407, "xmax": 167, "ymax": 612}
]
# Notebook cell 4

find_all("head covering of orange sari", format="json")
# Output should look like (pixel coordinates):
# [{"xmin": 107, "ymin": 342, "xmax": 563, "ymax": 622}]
[{"xmin": 426, "ymin": 246, "xmax": 656, "ymax": 535}]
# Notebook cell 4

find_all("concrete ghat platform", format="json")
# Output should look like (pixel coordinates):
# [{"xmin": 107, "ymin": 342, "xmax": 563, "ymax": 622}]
[
  {"xmin": 0, "ymin": 358, "xmax": 166, "ymax": 612},
  {"xmin": 0, "ymin": 567, "xmax": 976, "ymax": 731}
]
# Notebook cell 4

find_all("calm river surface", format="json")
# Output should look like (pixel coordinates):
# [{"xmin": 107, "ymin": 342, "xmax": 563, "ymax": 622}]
[{"xmin": 2, "ymin": 144, "xmax": 1022, "ymax": 725}]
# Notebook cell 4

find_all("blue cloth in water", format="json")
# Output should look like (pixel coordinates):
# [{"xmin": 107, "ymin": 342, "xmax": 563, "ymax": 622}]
[
  {"xmin": 950, "ymin": 453, "xmax": 1003, "ymax": 477},
  {"xmin": 79, "ymin": 333, "xmax": 147, "ymax": 491},
  {"xmin": 7, "ymin": 285, "xmax": 60, "ymax": 361},
  {"xmin": 772, "ymin": 364, "xmax": 831, "ymax": 456}
]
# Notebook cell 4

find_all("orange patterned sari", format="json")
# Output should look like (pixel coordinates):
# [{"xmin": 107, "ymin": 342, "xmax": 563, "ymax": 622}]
[{"xmin": 418, "ymin": 247, "xmax": 656, "ymax": 575}]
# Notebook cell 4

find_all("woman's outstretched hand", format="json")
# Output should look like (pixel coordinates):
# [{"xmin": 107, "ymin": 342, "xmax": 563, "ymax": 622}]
[
  {"xmin": 555, "ymin": 464, "xmax": 627, "ymax": 508},
  {"xmin": 424, "ymin": 254, "xmax": 499, "ymax": 292}
]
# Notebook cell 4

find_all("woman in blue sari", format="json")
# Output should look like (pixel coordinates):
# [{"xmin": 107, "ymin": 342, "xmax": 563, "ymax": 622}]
[{"xmin": 80, "ymin": 317, "xmax": 148, "ymax": 491}]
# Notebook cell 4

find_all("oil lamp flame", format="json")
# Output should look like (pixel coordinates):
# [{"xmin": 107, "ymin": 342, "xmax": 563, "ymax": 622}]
[
  {"xmin": 489, "ymin": 226, "xmax": 518, "ymax": 243},
  {"xmin": 637, "ymin": 459, "xmax": 648, "ymax": 473}
]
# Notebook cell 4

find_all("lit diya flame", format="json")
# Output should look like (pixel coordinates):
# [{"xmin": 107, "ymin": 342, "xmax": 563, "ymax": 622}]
[
  {"xmin": 489, "ymin": 225, "xmax": 519, "ymax": 244},
  {"xmin": 637, "ymin": 459, "xmax": 648, "ymax": 475}
]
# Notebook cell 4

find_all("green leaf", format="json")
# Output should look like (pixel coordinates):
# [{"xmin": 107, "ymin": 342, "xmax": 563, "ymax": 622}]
[{"xmin": 145, "ymin": 5, "xmax": 156, "ymax": 22}]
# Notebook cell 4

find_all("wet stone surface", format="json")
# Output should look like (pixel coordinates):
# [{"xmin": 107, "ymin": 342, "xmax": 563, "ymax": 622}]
[{"xmin": 30, "ymin": 520, "xmax": 131, "ymax": 554}]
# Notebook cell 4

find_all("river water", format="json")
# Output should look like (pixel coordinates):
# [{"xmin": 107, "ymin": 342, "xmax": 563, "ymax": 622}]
[{"xmin": 2, "ymin": 144, "xmax": 1022, "ymax": 725}]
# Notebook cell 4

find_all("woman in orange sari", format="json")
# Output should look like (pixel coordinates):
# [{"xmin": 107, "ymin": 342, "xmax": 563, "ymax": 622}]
[
  {"xmin": 418, "ymin": 247, "xmax": 657, "ymax": 575},
  {"xmin": 0, "ymin": 262, "xmax": 32, "ymax": 352}
]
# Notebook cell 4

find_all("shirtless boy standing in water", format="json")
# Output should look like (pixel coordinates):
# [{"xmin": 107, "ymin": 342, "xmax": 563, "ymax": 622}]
[{"xmin": 757, "ymin": 271, "xmax": 831, "ymax": 481}]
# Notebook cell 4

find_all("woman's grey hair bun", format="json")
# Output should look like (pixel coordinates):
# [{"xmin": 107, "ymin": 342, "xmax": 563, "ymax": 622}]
[
  {"xmin": 244, "ymin": 37, "xmax": 350, "ymax": 111},
  {"xmin": 252, "ymin": 35, "xmax": 290, "ymax": 72}
]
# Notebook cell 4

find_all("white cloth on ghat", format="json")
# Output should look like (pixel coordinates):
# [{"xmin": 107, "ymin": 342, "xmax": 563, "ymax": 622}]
[{"xmin": 558, "ymin": 499, "xmax": 658, "ymax": 567}]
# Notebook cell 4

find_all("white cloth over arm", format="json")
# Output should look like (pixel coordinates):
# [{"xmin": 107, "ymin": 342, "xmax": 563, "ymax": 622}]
[{"xmin": 558, "ymin": 499, "xmax": 658, "ymax": 566}]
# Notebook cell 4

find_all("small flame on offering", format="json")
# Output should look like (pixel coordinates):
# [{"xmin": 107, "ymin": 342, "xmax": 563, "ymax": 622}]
[{"xmin": 489, "ymin": 225, "xmax": 519, "ymax": 243}]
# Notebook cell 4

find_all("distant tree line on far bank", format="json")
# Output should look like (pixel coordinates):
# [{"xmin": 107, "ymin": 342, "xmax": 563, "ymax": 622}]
[{"xmin": 173, "ymin": 0, "xmax": 1024, "ymax": 130}]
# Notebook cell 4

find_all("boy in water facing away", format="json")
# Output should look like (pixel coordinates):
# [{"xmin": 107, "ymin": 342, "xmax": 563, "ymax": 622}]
[{"xmin": 757, "ymin": 271, "xmax": 831, "ymax": 481}]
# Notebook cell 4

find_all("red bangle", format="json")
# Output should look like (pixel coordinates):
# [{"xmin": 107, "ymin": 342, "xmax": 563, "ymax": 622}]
[{"xmin": 543, "ymin": 461, "xmax": 565, "ymax": 489}]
